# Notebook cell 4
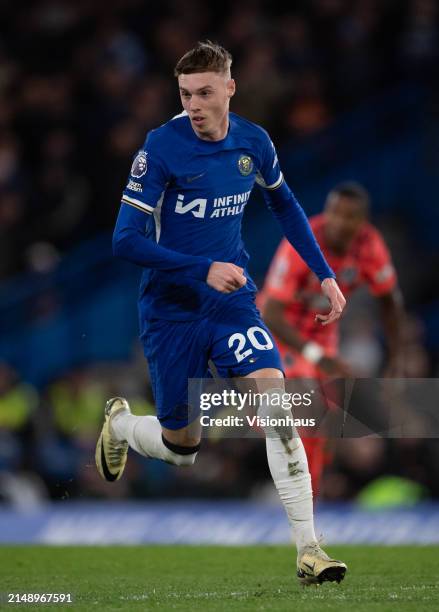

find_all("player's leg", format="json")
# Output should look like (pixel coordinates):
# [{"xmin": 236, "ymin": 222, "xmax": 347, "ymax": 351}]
[
  {"xmin": 245, "ymin": 369, "xmax": 346, "ymax": 584},
  {"xmin": 210, "ymin": 303, "xmax": 318, "ymax": 550},
  {"xmin": 282, "ymin": 350, "xmax": 327, "ymax": 498},
  {"xmin": 96, "ymin": 318, "xmax": 205, "ymax": 481},
  {"xmin": 211, "ymin": 301, "xmax": 346, "ymax": 584},
  {"xmin": 109, "ymin": 397, "xmax": 201, "ymax": 463},
  {"xmin": 243, "ymin": 367, "xmax": 319, "ymax": 550}
]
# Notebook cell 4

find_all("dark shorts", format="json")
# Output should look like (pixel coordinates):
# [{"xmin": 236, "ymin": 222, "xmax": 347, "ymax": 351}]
[{"xmin": 141, "ymin": 297, "xmax": 283, "ymax": 429}]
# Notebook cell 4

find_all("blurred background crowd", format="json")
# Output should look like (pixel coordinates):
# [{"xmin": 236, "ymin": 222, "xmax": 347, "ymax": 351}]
[{"xmin": 0, "ymin": 0, "xmax": 438, "ymax": 507}]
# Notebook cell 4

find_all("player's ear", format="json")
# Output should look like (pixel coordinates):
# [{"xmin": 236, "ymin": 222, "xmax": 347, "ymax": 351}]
[{"xmin": 227, "ymin": 78, "xmax": 236, "ymax": 98}]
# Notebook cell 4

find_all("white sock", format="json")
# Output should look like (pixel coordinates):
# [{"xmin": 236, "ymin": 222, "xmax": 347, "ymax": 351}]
[
  {"xmin": 258, "ymin": 388, "xmax": 317, "ymax": 552},
  {"xmin": 111, "ymin": 412, "xmax": 198, "ymax": 467}
]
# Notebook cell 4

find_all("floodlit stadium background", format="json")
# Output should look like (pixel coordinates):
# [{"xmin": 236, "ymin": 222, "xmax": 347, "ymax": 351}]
[{"xmin": 0, "ymin": 0, "xmax": 438, "ymax": 544}]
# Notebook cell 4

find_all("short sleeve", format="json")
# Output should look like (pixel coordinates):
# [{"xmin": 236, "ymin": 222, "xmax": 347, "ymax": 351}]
[
  {"xmin": 362, "ymin": 228, "xmax": 397, "ymax": 296},
  {"xmin": 255, "ymin": 130, "xmax": 284, "ymax": 191},
  {"xmin": 262, "ymin": 238, "xmax": 308, "ymax": 303},
  {"xmin": 121, "ymin": 131, "xmax": 169, "ymax": 214}
]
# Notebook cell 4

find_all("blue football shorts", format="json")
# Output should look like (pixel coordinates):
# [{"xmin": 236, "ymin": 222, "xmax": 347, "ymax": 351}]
[{"xmin": 140, "ymin": 296, "xmax": 283, "ymax": 430}]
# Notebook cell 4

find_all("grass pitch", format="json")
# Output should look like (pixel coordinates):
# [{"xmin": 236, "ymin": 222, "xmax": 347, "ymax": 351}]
[{"xmin": 1, "ymin": 545, "xmax": 438, "ymax": 611}]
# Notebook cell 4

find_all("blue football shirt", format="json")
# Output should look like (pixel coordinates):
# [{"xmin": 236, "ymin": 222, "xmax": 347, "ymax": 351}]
[{"xmin": 120, "ymin": 111, "xmax": 284, "ymax": 321}]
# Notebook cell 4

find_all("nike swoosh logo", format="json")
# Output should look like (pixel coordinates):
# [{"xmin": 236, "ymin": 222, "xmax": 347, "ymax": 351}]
[
  {"xmin": 101, "ymin": 440, "xmax": 118, "ymax": 482},
  {"xmin": 186, "ymin": 172, "xmax": 206, "ymax": 183}
]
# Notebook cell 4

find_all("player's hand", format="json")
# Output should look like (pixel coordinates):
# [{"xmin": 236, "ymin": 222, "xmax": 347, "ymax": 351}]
[
  {"xmin": 316, "ymin": 278, "xmax": 346, "ymax": 326},
  {"xmin": 318, "ymin": 356, "xmax": 352, "ymax": 377},
  {"xmin": 206, "ymin": 262, "xmax": 247, "ymax": 293}
]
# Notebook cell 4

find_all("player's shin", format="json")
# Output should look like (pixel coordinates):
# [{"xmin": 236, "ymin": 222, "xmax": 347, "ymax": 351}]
[
  {"xmin": 111, "ymin": 413, "xmax": 199, "ymax": 466},
  {"xmin": 258, "ymin": 388, "xmax": 317, "ymax": 551}
]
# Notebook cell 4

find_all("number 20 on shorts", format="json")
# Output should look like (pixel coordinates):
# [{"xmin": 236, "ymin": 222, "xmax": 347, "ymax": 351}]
[{"xmin": 228, "ymin": 326, "xmax": 274, "ymax": 363}]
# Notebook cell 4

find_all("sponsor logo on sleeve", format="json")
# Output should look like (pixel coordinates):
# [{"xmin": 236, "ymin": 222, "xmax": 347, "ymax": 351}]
[{"xmin": 127, "ymin": 179, "xmax": 143, "ymax": 193}]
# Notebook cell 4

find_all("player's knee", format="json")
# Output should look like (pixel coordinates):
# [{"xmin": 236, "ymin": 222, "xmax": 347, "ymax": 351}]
[
  {"xmin": 161, "ymin": 435, "xmax": 200, "ymax": 467},
  {"xmin": 257, "ymin": 387, "xmax": 298, "ymax": 439},
  {"xmin": 257, "ymin": 387, "xmax": 288, "ymax": 421}
]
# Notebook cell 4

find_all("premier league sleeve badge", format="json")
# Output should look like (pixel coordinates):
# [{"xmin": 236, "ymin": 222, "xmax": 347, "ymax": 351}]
[{"xmin": 131, "ymin": 150, "xmax": 148, "ymax": 178}]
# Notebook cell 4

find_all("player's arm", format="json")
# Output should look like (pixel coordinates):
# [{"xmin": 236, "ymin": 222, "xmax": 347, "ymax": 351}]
[
  {"xmin": 263, "ymin": 297, "xmax": 305, "ymax": 351},
  {"xmin": 113, "ymin": 203, "xmax": 212, "ymax": 280},
  {"xmin": 114, "ymin": 205, "xmax": 245, "ymax": 292},
  {"xmin": 376, "ymin": 288, "xmax": 405, "ymax": 376},
  {"xmin": 363, "ymin": 228, "xmax": 405, "ymax": 376},
  {"xmin": 114, "ymin": 138, "xmax": 245, "ymax": 292},
  {"xmin": 265, "ymin": 190, "xmax": 346, "ymax": 326},
  {"xmin": 114, "ymin": 141, "xmax": 213, "ymax": 279},
  {"xmin": 256, "ymin": 134, "xmax": 345, "ymax": 325},
  {"xmin": 261, "ymin": 243, "xmax": 350, "ymax": 376},
  {"xmin": 263, "ymin": 297, "xmax": 350, "ymax": 376}
]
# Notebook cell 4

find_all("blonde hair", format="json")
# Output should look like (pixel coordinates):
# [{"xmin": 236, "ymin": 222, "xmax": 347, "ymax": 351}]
[{"xmin": 174, "ymin": 40, "xmax": 232, "ymax": 77}]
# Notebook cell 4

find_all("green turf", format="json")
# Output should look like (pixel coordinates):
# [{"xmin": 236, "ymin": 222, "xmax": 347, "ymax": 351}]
[{"xmin": 0, "ymin": 546, "xmax": 438, "ymax": 611}]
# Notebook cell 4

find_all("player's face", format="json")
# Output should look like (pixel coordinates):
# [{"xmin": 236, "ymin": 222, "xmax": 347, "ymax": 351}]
[
  {"xmin": 178, "ymin": 71, "xmax": 235, "ymax": 141},
  {"xmin": 324, "ymin": 194, "xmax": 366, "ymax": 250}
]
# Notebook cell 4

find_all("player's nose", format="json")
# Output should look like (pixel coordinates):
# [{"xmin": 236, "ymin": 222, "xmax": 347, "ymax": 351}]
[{"xmin": 188, "ymin": 97, "xmax": 201, "ymax": 112}]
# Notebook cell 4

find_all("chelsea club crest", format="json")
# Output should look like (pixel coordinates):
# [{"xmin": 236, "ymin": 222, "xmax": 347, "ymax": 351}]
[
  {"xmin": 131, "ymin": 150, "xmax": 148, "ymax": 178},
  {"xmin": 238, "ymin": 155, "xmax": 253, "ymax": 176}
]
